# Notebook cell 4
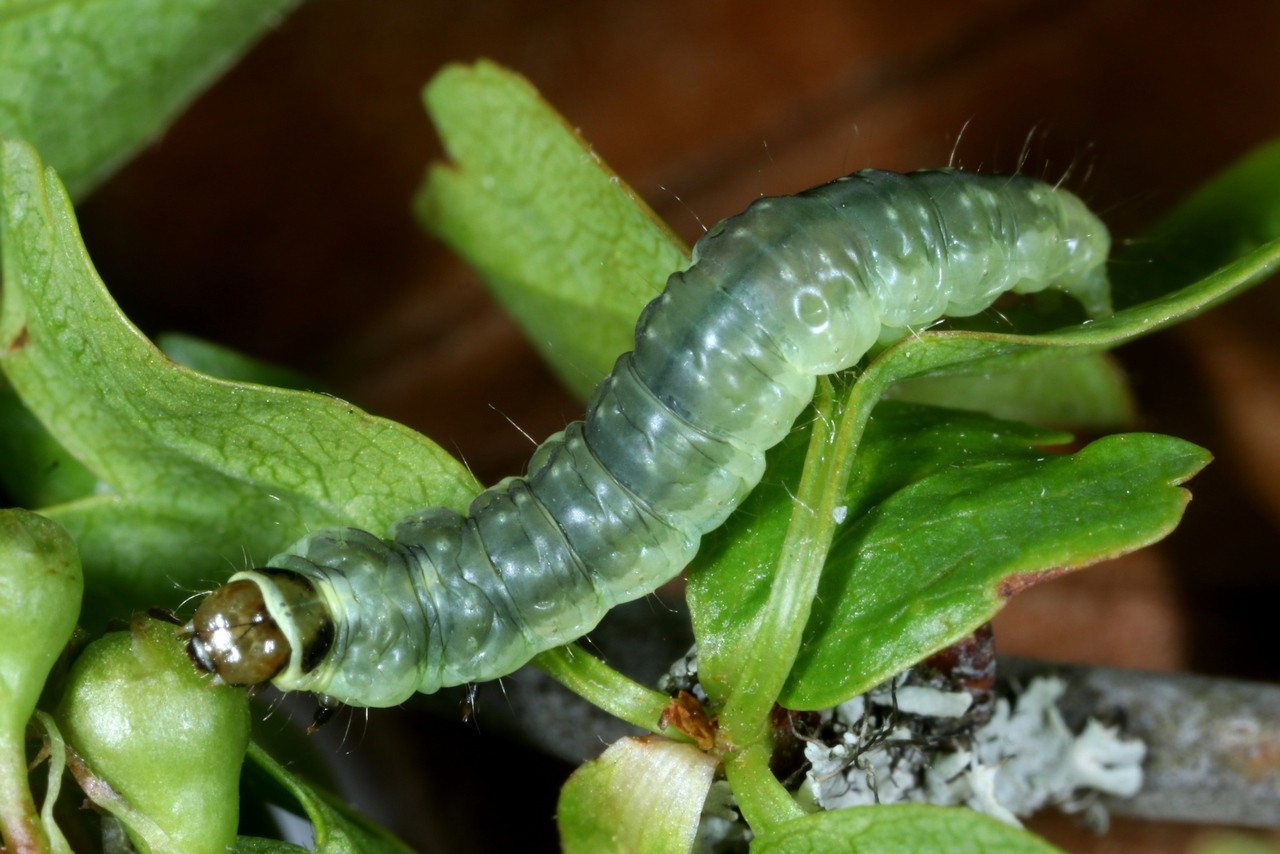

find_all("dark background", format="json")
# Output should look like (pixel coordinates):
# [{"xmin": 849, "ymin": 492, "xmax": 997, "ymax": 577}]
[{"xmin": 72, "ymin": 1, "xmax": 1280, "ymax": 850}]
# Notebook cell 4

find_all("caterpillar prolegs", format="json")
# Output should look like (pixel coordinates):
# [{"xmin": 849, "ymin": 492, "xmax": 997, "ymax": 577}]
[{"xmin": 186, "ymin": 169, "xmax": 1110, "ymax": 708}]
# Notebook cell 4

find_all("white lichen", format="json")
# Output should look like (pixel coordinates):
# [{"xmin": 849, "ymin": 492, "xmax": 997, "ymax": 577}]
[
  {"xmin": 891, "ymin": 684, "xmax": 973, "ymax": 719},
  {"xmin": 804, "ymin": 675, "xmax": 1147, "ymax": 827}
]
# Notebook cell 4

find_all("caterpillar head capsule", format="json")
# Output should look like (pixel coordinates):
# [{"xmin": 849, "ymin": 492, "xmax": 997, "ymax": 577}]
[
  {"xmin": 186, "ymin": 571, "xmax": 333, "ymax": 688},
  {"xmin": 187, "ymin": 579, "xmax": 291, "ymax": 685}
]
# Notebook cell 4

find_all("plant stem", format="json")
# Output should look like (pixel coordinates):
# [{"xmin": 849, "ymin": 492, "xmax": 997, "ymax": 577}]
[
  {"xmin": 708, "ymin": 376, "xmax": 880, "ymax": 835},
  {"xmin": 724, "ymin": 742, "xmax": 805, "ymax": 830},
  {"xmin": 0, "ymin": 741, "xmax": 49, "ymax": 854},
  {"xmin": 719, "ymin": 377, "xmax": 867, "ymax": 741},
  {"xmin": 999, "ymin": 658, "xmax": 1280, "ymax": 828},
  {"xmin": 533, "ymin": 644, "xmax": 689, "ymax": 739}
]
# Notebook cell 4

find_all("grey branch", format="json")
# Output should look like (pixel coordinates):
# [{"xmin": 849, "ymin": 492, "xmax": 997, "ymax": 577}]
[{"xmin": 998, "ymin": 658, "xmax": 1280, "ymax": 828}]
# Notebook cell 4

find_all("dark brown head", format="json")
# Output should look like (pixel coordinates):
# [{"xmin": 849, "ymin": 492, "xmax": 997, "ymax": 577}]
[
  {"xmin": 186, "ymin": 579, "xmax": 292, "ymax": 686},
  {"xmin": 186, "ymin": 571, "xmax": 335, "ymax": 689}
]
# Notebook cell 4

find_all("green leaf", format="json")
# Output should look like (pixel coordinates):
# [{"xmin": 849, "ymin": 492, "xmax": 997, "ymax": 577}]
[
  {"xmin": 690, "ymin": 402, "xmax": 1208, "ymax": 712},
  {"xmin": 3, "ymin": 330, "xmax": 325, "ymax": 513},
  {"xmin": 417, "ymin": 60, "xmax": 688, "ymax": 399},
  {"xmin": 830, "ymin": 402, "xmax": 1074, "ymax": 518},
  {"xmin": 687, "ymin": 402, "xmax": 1057, "ymax": 711},
  {"xmin": 886, "ymin": 352, "xmax": 1135, "ymax": 430},
  {"xmin": 0, "ymin": 138, "xmax": 480, "ymax": 626},
  {"xmin": 0, "ymin": 381, "xmax": 98, "ymax": 507},
  {"xmin": 1112, "ymin": 138, "xmax": 1280, "ymax": 308},
  {"xmin": 0, "ymin": 0, "xmax": 300, "ymax": 199},
  {"xmin": 240, "ymin": 742, "xmax": 415, "ymax": 854},
  {"xmin": 0, "ymin": 509, "xmax": 81, "ymax": 854},
  {"xmin": 751, "ymin": 804, "xmax": 1064, "ymax": 854},
  {"xmin": 54, "ymin": 615, "xmax": 251, "ymax": 854},
  {"xmin": 557, "ymin": 737, "xmax": 718, "ymax": 854},
  {"xmin": 790, "ymin": 429, "xmax": 1206, "ymax": 708}
]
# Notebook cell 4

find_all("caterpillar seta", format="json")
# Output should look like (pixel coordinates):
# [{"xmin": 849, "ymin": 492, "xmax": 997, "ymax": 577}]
[{"xmin": 185, "ymin": 169, "xmax": 1110, "ymax": 708}]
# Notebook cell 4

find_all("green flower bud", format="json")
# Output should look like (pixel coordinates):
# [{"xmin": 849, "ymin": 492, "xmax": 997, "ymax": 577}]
[{"xmin": 56, "ymin": 616, "xmax": 250, "ymax": 854}]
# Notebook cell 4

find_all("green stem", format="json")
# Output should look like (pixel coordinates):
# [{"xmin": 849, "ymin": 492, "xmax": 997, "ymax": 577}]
[
  {"xmin": 719, "ymin": 377, "xmax": 868, "ymax": 742},
  {"xmin": 532, "ymin": 644, "xmax": 688, "ymax": 739},
  {"xmin": 724, "ymin": 743, "xmax": 804, "ymax": 830},
  {"xmin": 713, "ymin": 374, "xmax": 887, "ymax": 836},
  {"xmin": 0, "ymin": 733, "xmax": 49, "ymax": 854}
]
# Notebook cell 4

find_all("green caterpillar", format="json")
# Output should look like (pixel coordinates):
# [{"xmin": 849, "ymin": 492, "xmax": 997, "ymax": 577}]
[{"xmin": 186, "ymin": 169, "xmax": 1110, "ymax": 707}]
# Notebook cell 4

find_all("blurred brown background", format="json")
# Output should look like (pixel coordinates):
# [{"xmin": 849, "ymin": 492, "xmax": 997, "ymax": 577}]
[{"xmin": 74, "ymin": 1, "xmax": 1280, "ymax": 850}]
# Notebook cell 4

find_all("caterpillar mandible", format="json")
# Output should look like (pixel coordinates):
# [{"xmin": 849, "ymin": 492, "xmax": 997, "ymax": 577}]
[{"xmin": 185, "ymin": 169, "xmax": 1110, "ymax": 708}]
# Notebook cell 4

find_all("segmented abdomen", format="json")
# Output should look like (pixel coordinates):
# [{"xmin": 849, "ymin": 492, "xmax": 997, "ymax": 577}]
[{"xmin": 232, "ymin": 169, "xmax": 1110, "ymax": 707}]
